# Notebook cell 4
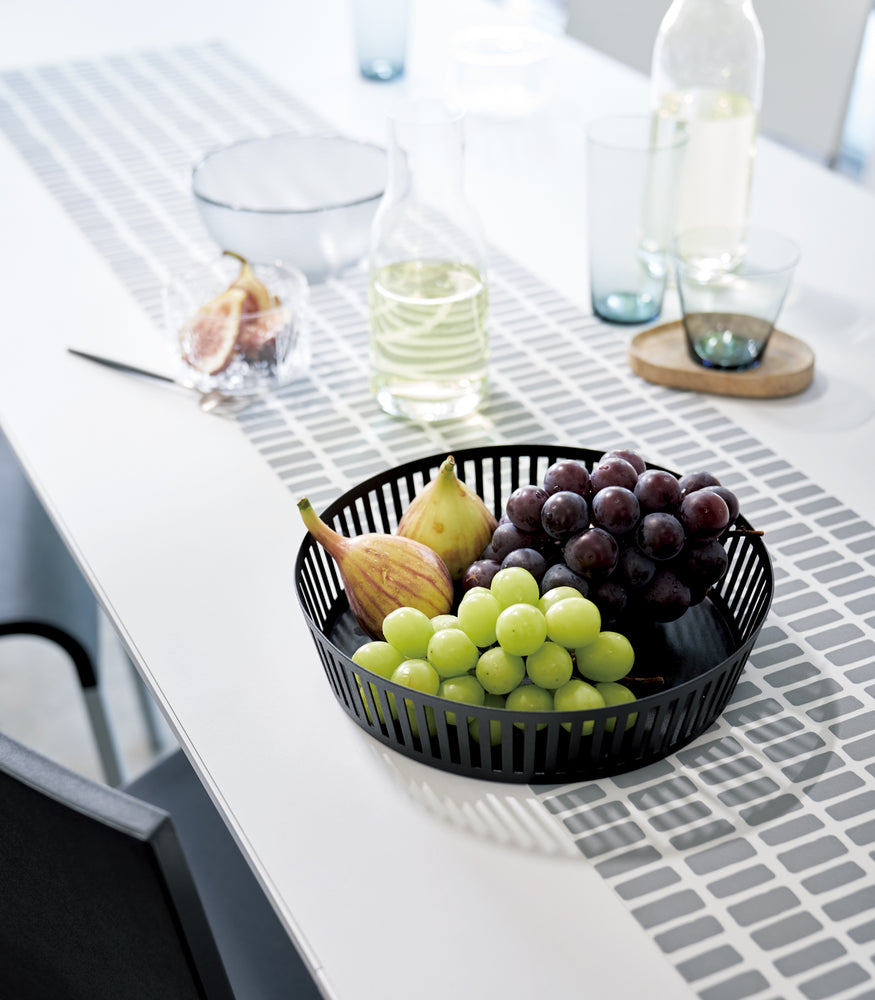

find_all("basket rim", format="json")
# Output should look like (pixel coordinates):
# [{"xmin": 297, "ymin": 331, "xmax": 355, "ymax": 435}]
[{"xmin": 294, "ymin": 443, "xmax": 774, "ymax": 721}]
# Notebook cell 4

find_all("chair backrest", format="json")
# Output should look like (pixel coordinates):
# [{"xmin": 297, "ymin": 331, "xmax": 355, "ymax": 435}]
[
  {"xmin": 0, "ymin": 731, "xmax": 236, "ymax": 1000},
  {"xmin": 565, "ymin": 0, "xmax": 872, "ymax": 164}
]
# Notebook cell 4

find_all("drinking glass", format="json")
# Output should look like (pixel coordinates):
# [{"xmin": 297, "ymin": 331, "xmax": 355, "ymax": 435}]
[
  {"xmin": 675, "ymin": 226, "xmax": 800, "ymax": 370},
  {"xmin": 586, "ymin": 113, "xmax": 688, "ymax": 324},
  {"xmin": 351, "ymin": 0, "xmax": 410, "ymax": 81}
]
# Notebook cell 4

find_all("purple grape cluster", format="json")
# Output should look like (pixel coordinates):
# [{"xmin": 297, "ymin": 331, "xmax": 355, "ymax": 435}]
[{"xmin": 461, "ymin": 450, "xmax": 742, "ymax": 624}]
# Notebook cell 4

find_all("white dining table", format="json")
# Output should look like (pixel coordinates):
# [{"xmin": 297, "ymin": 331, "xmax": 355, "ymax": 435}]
[{"xmin": 2, "ymin": 2, "xmax": 875, "ymax": 999}]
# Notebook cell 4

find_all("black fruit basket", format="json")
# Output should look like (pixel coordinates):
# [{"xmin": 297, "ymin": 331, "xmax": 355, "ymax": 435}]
[{"xmin": 294, "ymin": 445, "xmax": 773, "ymax": 783}]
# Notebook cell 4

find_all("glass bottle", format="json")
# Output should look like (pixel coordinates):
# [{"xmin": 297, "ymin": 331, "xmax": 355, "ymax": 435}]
[
  {"xmin": 651, "ymin": 0, "xmax": 764, "ymax": 255},
  {"xmin": 368, "ymin": 100, "xmax": 489, "ymax": 422}
]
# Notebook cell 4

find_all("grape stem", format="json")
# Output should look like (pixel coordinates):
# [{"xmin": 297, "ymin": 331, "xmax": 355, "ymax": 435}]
[
  {"xmin": 725, "ymin": 527, "xmax": 764, "ymax": 537},
  {"xmin": 624, "ymin": 675, "xmax": 665, "ymax": 685}
]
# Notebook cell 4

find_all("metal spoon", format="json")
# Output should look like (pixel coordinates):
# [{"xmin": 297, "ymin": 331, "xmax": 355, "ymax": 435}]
[{"xmin": 67, "ymin": 349, "xmax": 259, "ymax": 416}]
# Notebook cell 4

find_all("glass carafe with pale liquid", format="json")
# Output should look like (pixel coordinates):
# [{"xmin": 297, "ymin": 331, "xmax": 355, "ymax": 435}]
[
  {"xmin": 651, "ymin": 0, "xmax": 764, "ymax": 257},
  {"xmin": 368, "ymin": 100, "xmax": 489, "ymax": 421}
]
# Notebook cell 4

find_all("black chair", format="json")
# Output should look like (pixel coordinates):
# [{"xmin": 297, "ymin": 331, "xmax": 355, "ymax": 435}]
[
  {"xmin": 0, "ymin": 730, "xmax": 323, "ymax": 1000},
  {"xmin": 0, "ymin": 427, "xmax": 166, "ymax": 784}
]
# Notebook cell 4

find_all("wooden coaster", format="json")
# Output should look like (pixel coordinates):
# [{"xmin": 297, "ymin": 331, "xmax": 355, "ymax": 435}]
[{"xmin": 627, "ymin": 321, "xmax": 815, "ymax": 398}]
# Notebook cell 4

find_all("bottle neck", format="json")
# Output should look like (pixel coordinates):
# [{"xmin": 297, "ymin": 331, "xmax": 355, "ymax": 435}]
[
  {"xmin": 652, "ymin": 0, "xmax": 764, "ymax": 107},
  {"xmin": 385, "ymin": 100, "xmax": 467, "ymax": 205}
]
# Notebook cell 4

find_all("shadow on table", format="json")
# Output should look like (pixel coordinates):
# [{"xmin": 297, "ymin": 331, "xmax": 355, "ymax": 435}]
[{"xmin": 370, "ymin": 742, "xmax": 581, "ymax": 857}]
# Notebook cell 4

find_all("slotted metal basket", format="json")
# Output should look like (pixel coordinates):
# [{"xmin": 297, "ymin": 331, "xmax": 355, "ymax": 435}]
[{"xmin": 294, "ymin": 445, "xmax": 773, "ymax": 783}]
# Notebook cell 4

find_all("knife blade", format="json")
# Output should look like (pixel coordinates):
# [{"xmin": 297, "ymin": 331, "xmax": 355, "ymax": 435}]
[{"xmin": 67, "ymin": 348, "xmax": 178, "ymax": 384}]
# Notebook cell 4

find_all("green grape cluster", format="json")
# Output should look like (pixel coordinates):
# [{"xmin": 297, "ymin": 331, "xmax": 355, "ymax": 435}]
[{"xmin": 351, "ymin": 566, "xmax": 639, "ymax": 743}]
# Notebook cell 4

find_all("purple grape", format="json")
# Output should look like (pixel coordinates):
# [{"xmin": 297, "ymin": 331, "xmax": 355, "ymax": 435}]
[
  {"xmin": 540, "ymin": 562, "xmax": 590, "ymax": 597},
  {"xmin": 591, "ymin": 486, "xmax": 640, "ymax": 536},
  {"xmin": 688, "ymin": 582, "xmax": 713, "ymax": 607},
  {"xmin": 462, "ymin": 559, "xmax": 502, "ymax": 591},
  {"xmin": 634, "ymin": 469, "xmax": 682, "ymax": 514},
  {"xmin": 637, "ymin": 512, "xmax": 686, "ymax": 561},
  {"xmin": 591, "ymin": 578, "xmax": 628, "ymax": 622},
  {"xmin": 506, "ymin": 484, "xmax": 549, "ymax": 533},
  {"xmin": 501, "ymin": 547, "xmax": 547, "ymax": 582},
  {"xmin": 490, "ymin": 522, "xmax": 540, "ymax": 561},
  {"xmin": 677, "ymin": 539, "xmax": 729, "ymax": 587},
  {"xmin": 564, "ymin": 527, "xmax": 619, "ymax": 579},
  {"xmin": 543, "ymin": 459, "xmax": 590, "ymax": 497},
  {"xmin": 590, "ymin": 456, "xmax": 639, "ymax": 493},
  {"xmin": 618, "ymin": 545, "xmax": 656, "ymax": 589},
  {"xmin": 639, "ymin": 569, "xmax": 692, "ymax": 623},
  {"xmin": 704, "ymin": 485, "xmax": 740, "ymax": 525},
  {"xmin": 679, "ymin": 491, "xmax": 730, "ymax": 541},
  {"xmin": 600, "ymin": 449, "xmax": 646, "ymax": 475},
  {"xmin": 541, "ymin": 490, "xmax": 590, "ymax": 540},
  {"xmin": 678, "ymin": 470, "xmax": 721, "ymax": 496}
]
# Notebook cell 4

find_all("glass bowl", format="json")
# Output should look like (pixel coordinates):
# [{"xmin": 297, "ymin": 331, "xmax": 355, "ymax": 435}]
[
  {"xmin": 191, "ymin": 133, "xmax": 386, "ymax": 282},
  {"xmin": 162, "ymin": 254, "xmax": 309, "ymax": 397}
]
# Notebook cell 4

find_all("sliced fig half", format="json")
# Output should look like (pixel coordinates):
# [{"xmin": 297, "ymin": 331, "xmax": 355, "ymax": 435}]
[
  {"xmin": 235, "ymin": 312, "xmax": 280, "ymax": 362},
  {"xmin": 182, "ymin": 287, "xmax": 246, "ymax": 374}
]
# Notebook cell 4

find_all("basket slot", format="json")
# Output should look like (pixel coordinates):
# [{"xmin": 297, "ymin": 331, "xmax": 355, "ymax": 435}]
[
  {"xmin": 451, "ymin": 713, "xmax": 476, "ymax": 772},
  {"xmin": 319, "ymin": 642, "xmax": 352, "ymax": 705},
  {"xmin": 354, "ymin": 675, "xmax": 381, "ymax": 731},
  {"xmin": 388, "ymin": 478, "xmax": 406, "ymax": 528},
  {"xmin": 301, "ymin": 546, "xmax": 340, "ymax": 628},
  {"xmin": 734, "ymin": 562, "xmax": 770, "ymax": 638},
  {"xmin": 519, "ymin": 719, "xmax": 540, "ymax": 776},
  {"xmin": 431, "ymin": 706, "xmax": 457, "ymax": 764},
  {"xmin": 543, "ymin": 717, "xmax": 563, "ymax": 772},
  {"xmin": 332, "ymin": 505, "xmax": 356, "ymax": 538},
  {"xmin": 682, "ymin": 680, "xmax": 715, "ymax": 744},
  {"xmin": 393, "ymin": 695, "xmax": 418, "ymax": 748},
  {"xmin": 295, "ymin": 556, "xmax": 326, "ymax": 629},
  {"xmin": 490, "ymin": 458, "xmax": 504, "ymax": 519},
  {"xmin": 372, "ymin": 484, "xmax": 394, "ymax": 533}
]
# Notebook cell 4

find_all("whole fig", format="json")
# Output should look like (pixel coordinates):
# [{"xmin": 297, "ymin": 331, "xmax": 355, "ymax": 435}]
[
  {"xmin": 298, "ymin": 498, "xmax": 453, "ymax": 639},
  {"xmin": 397, "ymin": 456, "xmax": 498, "ymax": 580}
]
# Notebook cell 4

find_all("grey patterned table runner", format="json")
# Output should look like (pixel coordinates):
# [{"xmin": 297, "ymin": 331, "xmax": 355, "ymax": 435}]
[{"xmin": 3, "ymin": 42, "xmax": 874, "ymax": 1000}]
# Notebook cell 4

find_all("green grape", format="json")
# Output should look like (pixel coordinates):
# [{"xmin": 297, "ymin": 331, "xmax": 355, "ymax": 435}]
[
  {"xmin": 526, "ymin": 641, "xmax": 574, "ymax": 690},
  {"xmin": 431, "ymin": 613, "xmax": 461, "ymax": 632},
  {"xmin": 495, "ymin": 603, "xmax": 547, "ymax": 656},
  {"xmin": 506, "ymin": 683, "xmax": 553, "ymax": 730},
  {"xmin": 475, "ymin": 646, "xmax": 526, "ymax": 695},
  {"xmin": 490, "ymin": 566, "xmax": 540, "ymax": 608},
  {"xmin": 544, "ymin": 597, "xmax": 601, "ymax": 649},
  {"xmin": 427, "ymin": 628, "xmax": 480, "ymax": 678},
  {"xmin": 352, "ymin": 640, "xmax": 405, "ymax": 678},
  {"xmin": 469, "ymin": 692, "xmax": 506, "ymax": 747},
  {"xmin": 553, "ymin": 678, "xmax": 605, "ymax": 734},
  {"xmin": 391, "ymin": 658, "xmax": 439, "ymax": 738},
  {"xmin": 382, "ymin": 607, "xmax": 434, "ymax": 658},
  {"xmin": 596, "ymin": 681, "xmax": 638, "ymax": 732},
  {"xmin": 352, "ymin": 641, "xmax": 404, "ymax": 726},
  {"xmin": 575, "ymin": 630, "xmax": 635, "ymax": 683},
  {"xmin": 538, "ymin": 586, "xmax": 586, "ymax": 615},
  {"xmin": 439, "ymin": 674, "xmax": 486, "ymax": 725},
  {"xmin": 391, "ymin": 658, "xmax": 440, "ymax": 694},
  {"xmin": 457, "ymin": 590, "xmax": 502, "ymax": 647}
]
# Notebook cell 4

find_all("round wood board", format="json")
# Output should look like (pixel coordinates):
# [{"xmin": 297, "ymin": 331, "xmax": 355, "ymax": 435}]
[{"xmin": 627, "ymin": 321, "xmax": 815, "ymax": 398}]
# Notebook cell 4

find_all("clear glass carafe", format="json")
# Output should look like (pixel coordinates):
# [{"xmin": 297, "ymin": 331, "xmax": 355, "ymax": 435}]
[
  {"xmin": 651, "ymin": 0, "xmax": 764, "ymax": 257},
  {"xmin": 368, "ymin": 100, "xmax": 489, "ymax": 422}
]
